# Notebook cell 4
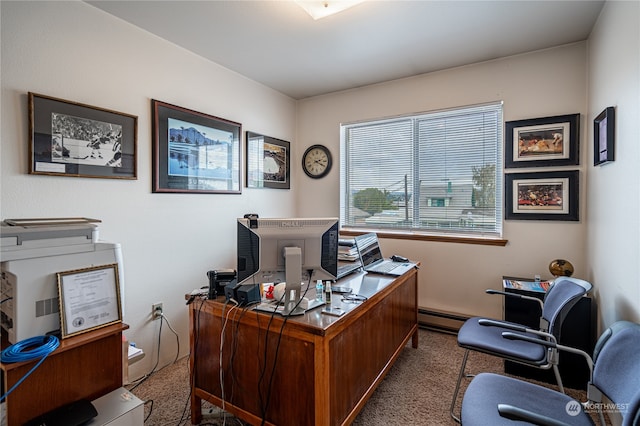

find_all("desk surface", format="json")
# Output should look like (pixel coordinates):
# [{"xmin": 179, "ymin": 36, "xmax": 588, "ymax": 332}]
[
  {"xmin": 189, "ymin": 268, "xmax": 419, "ymax": 426},
  {"xmin": 238, "ymin": 271, "xmax": 397, "ymax": 332}
]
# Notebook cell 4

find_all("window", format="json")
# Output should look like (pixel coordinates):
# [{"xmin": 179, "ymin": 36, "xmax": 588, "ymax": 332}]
[{"xmin": 340, "ymin": 102, "xmax": 503, "ymax": 238}]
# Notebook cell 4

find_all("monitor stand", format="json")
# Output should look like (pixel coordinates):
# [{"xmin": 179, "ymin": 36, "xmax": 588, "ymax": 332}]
[{"xmin": 282, "ymin": 246, "xmax": 305, "ymax": 316}]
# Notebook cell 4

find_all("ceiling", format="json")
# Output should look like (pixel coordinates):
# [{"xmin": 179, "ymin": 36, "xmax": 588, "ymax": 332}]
[{"xmin": 86, "ymin": 0, "xmax": 605, "ymax": 100}]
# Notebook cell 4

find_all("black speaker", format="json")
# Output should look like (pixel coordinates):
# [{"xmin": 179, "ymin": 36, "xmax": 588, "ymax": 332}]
[
  {"xmin": 224, "ymin": 280, "xmax": 240, "ymax": 302},
  {"xmin": 236, "ymin": 284, "xmax": 261, "ymax": 306}
]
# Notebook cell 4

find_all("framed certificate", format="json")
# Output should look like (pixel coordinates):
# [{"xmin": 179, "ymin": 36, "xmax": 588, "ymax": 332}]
[{"xmin": 57, "ymin": 263, "xmax": 122, "ymax": 338}]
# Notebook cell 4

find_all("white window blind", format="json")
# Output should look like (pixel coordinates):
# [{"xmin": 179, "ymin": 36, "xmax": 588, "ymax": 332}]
[{"xmin": 340, "ymin": 102, "xmax": 503, "ymax": 238}]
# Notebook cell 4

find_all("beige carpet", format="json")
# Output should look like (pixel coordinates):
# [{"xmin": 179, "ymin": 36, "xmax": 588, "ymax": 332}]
[{"xmin": 127, "ymin": 328, "xmax": 589, "ymax": 425}]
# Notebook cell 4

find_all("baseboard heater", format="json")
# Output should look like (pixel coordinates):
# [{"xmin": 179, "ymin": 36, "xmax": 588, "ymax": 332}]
[{"xmin": 418, "ymin": 308, "xmax": 471, "ymax": 334}]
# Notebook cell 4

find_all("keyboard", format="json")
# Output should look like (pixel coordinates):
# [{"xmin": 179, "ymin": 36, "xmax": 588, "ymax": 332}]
[{"xmin": 371, "ymin": 261, "xmax": 399, "ymax": 273}]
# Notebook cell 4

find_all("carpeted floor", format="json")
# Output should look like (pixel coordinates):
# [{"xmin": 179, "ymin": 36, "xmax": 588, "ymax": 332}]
[{"xmin": 127, "ymin": 328, "xmax": 589, "ymax": 425}]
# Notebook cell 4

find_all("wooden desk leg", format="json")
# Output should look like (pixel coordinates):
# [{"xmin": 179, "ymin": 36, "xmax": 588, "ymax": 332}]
[
  {"xmin": 191, "ymin": 393, "xmax": 202, "ymax": 425},
  {"xmin": 412, "ymin": 327, "xmax": 419, "ymax": 349},
  {"xmin": 189, "ymin": 303, "xmax": 202, "ymax": 425}
]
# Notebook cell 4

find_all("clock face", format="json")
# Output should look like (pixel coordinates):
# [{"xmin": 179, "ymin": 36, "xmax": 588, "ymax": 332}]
[{"xmin": 302, "ymin": 145, "xmax": 332, "ymax": 178}]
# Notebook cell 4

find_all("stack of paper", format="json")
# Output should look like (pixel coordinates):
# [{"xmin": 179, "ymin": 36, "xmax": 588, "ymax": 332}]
[{"xmin": 338, "ymin": 238, "xmax": 358, "ymax": 261}]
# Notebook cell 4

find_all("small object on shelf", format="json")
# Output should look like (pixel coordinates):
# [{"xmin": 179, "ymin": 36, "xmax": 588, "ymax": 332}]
[
  {"xmin": 503, "ymin": 278, "xmax": 552, "ymax": 293},
  {"xmin": 549, "ymin": 259, "xmax": 574, "ymax": 277}
]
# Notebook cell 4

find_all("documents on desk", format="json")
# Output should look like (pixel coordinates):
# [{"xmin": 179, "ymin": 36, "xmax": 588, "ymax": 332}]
[{"xmin": 254, "ymin": 296, "xmax": 324, "ymax": 314}]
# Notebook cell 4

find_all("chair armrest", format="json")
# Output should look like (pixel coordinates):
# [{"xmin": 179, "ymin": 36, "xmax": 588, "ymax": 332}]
[
  {"xmin": 477, "ymin": 318, "xmax": 528, "ymax": 333},
  {"xmin": 479, "ymin": 321, "xmax": 557, "ymax": 346},
  {"xmin": 486, "ymin": 289, "xmax": 544, "ymax": 310},
  {"xmin": 497, "ymin": 404, "xmax": 572, "ymax": 426},
  {"xmin": 502, "ymin": 331, "xmax": 555, "ymax": 347},
  {"xmin": 502, "ymin": 331, "xmax": 594, "ymax": 378}
]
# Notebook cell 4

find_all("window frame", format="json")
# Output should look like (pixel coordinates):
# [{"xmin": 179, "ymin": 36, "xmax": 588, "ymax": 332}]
[{"xmin": 340, "ymin": 102, "xmax": 505, "ymax": 245}]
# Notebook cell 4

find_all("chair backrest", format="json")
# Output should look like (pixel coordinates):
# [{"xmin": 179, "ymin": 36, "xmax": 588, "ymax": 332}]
[
  {"xmin": 541, "ymin": 277, "xmax": 592, "ymax": 338},
  {"xmin": 590, "ymin": 321, "xmax": 640, "ymax": 426}
]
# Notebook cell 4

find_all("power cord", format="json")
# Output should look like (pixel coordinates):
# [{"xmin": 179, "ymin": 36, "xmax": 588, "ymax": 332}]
[
  {"xmin": 128, "ymin": 309, "xmax": 181, "ymax": 392},
  {"xmin": 220, "ymin": 299, "xmax": 239, "ymax": 426},
  {"xmin": 176, "ymin": 296, "xmax": 206, "ymax": 425},
  {"xmin": 259, "ymin": 269, "xmax": 314, "ymax": 425},
  {"xmin": 0, "ymin": 335, "xmax": 60, "ymax": 402},
  {"xmin": 158, "ymin": 312, "xmax": 180, "ymax": 364}
]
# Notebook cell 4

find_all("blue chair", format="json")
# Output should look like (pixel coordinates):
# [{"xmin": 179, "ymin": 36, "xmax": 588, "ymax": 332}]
[
  {"xmin": 459, "ymin": 320, "xmax": 640, "ymax": 425},
  {"xmin": 450, "ymin": 277, "xmax": 592, "ymax": 422}
]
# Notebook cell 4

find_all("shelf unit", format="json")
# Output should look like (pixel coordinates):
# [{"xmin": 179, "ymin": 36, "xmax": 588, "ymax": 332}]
[{"xmin": 1, "ymin": 323, "xmax": 128, "ymax": 425}]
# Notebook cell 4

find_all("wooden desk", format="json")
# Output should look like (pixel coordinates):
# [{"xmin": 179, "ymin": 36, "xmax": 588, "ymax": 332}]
[
  {"xmin": 189, "ymin": 268, "xmax": 418, "ymax": 426},
  {"xmin": 1, "ymin": 323, "xmax": 128, "ymax": 426}
]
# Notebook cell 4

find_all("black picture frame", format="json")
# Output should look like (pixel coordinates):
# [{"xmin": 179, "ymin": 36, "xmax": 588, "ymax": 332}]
[
  {"xmin": 246, "ymin": 131, "xmax": 290, "ymax": 189},
  {"xmin": 505, "ymin": 170, "xmax": 579, "ymax": 221},
  {"xmin": 505, "ymin": 114, "xmax": 579, "ymax": 168},
  {"xmin": 29, "ymin": 92, "xmax": 137, "ymax": 179},
  {"xmin": 152, "ymin": 100, "xmax": 241, "ymax": 194},
  {"xmin": 594, "ymin": 107, "xmax": 615, "ymax": 166}
]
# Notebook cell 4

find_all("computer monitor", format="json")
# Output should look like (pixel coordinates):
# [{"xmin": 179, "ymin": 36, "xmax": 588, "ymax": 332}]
[{"xmin": 236, "ymin": 216, "xmax": 339, "ymax": 315}]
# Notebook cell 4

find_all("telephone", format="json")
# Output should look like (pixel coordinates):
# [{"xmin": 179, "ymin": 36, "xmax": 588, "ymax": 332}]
[{"xmin": 207, "ymin": 269, "xmax": 237, "ymax": 299}]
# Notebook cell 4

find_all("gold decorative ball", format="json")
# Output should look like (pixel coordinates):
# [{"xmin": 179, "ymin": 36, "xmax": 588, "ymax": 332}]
[{"xmin": 549, "ymin": 259, "xmax": 574, "ymax": 277}]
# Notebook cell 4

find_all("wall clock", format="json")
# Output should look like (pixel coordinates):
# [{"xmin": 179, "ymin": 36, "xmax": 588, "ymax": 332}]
[{"xmin": 302, "ymin": 144, "xmax": 332, "ymax": 179}]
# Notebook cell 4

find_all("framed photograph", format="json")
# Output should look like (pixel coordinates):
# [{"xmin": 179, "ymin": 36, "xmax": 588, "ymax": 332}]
[
  {"xmin": 246, "ymin": 131, "xmax": 290, "ymax": 189},
  {"xmin": 29, "ymin": 92, "xmax": 137, "ymax": 179},
  {"xmin": 152, "ymin": 99, "xmax": 241, "ymax": 194},
  {"xmin": 505, "ymin": 170, "xmax": 579, "ymax": 221},
  {"xmin": 56, "ymin": 264, "xmax": 122, "ymax": 339},
  {"xmin": 594, "ymin": 107, "xmax": 615, "ymax": 166},
  {"xmin": 505, "ymin": 114, "xmax": 579, "ymax": 168}
]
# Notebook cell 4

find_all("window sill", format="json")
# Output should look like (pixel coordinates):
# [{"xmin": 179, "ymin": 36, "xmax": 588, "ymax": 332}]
[{"xmin": 339, "ymin": 229, "xmax": 508, "ymax": 247}]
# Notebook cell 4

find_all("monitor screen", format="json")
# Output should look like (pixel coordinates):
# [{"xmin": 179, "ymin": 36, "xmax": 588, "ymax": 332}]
[{"xmin": 236, "ymin": 216, "xmax": 338, "ymax": 316}]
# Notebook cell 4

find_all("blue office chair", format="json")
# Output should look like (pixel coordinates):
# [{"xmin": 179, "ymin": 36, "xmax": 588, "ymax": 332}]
[
  {"xmin": 450, "ymin": 277, "xmax": 593, "ymax": 422},
  {"xmin": 459, "ymin": 320, "xmax": 640, "ymax": 426}
]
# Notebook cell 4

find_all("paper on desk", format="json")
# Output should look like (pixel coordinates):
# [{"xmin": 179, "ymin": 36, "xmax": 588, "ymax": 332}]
[{"xmin": 128, "ymin": 345, "xmax": 143, "ymax": 358}]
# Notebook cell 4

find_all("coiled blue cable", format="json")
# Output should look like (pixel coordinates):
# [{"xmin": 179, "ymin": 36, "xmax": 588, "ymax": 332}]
[{"xmin": 0, "ymin": 335, "xmax": 60, "ymax": 402}]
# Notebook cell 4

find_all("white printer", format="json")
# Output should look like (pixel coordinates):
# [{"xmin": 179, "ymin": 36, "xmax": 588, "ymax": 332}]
[{"xmin": 1, "ymin": 220, "xmax": 124, "ymax": 344}]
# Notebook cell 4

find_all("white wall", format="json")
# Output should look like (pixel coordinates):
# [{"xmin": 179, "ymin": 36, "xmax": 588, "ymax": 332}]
[
  {"xmin": 297, "ymin": 44, "xmax": 589, "ymax": 319},
  {"xmin": 586, "ymin": 0, "xmax": 640, "ymax": 328},
  {"xmin": 1, "ymin": 1, "xmax": 297, "ymax": 379}
]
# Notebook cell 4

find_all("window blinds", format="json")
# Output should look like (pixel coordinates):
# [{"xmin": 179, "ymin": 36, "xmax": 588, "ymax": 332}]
[{"xmin": 340, "ymin": 102, "xmax": 503, "ymax": 238}]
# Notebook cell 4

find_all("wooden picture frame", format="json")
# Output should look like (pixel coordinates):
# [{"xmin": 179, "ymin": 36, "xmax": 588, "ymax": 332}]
[
  {"xmin": 246, "ymin": 131, "xmax": 291, "ymax": 189},
  {"xmin": 29, "ymin": 92, "xmax": 137, "ymax": 179},
  {"xmin": 57, "ymin": 264, "xmax": 122, "ymax": 339},
  {"xmin": 505, "ymin": 170, "xmax": 579, "ymax": 221},
  {"xmin": 505, "ymin": 114, "xmax": 579, "ymax": 168},
  {"xmin": 152, "ymin": 99, "xmax": 241, "ymax": 194},
  {"xmin": 594, "ymin": 107, "xmax": 615, "ymax": 166}
]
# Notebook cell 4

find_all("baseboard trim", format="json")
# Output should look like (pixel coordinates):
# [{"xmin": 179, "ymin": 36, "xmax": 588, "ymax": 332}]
[{"xmin": 418, "ymin": 308, "xmax": 470, "ymax": 334}]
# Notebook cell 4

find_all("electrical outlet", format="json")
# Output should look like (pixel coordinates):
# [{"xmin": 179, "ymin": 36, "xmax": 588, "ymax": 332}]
[{"xmin": 152, "ymin": 303, "xmax": 163, "ymax": 320}]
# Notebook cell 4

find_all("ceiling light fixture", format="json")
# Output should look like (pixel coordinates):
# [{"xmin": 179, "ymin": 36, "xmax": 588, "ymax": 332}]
[{"xmin": 295, "ymin": 0, "xmax": 366, "ymax": 20}]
